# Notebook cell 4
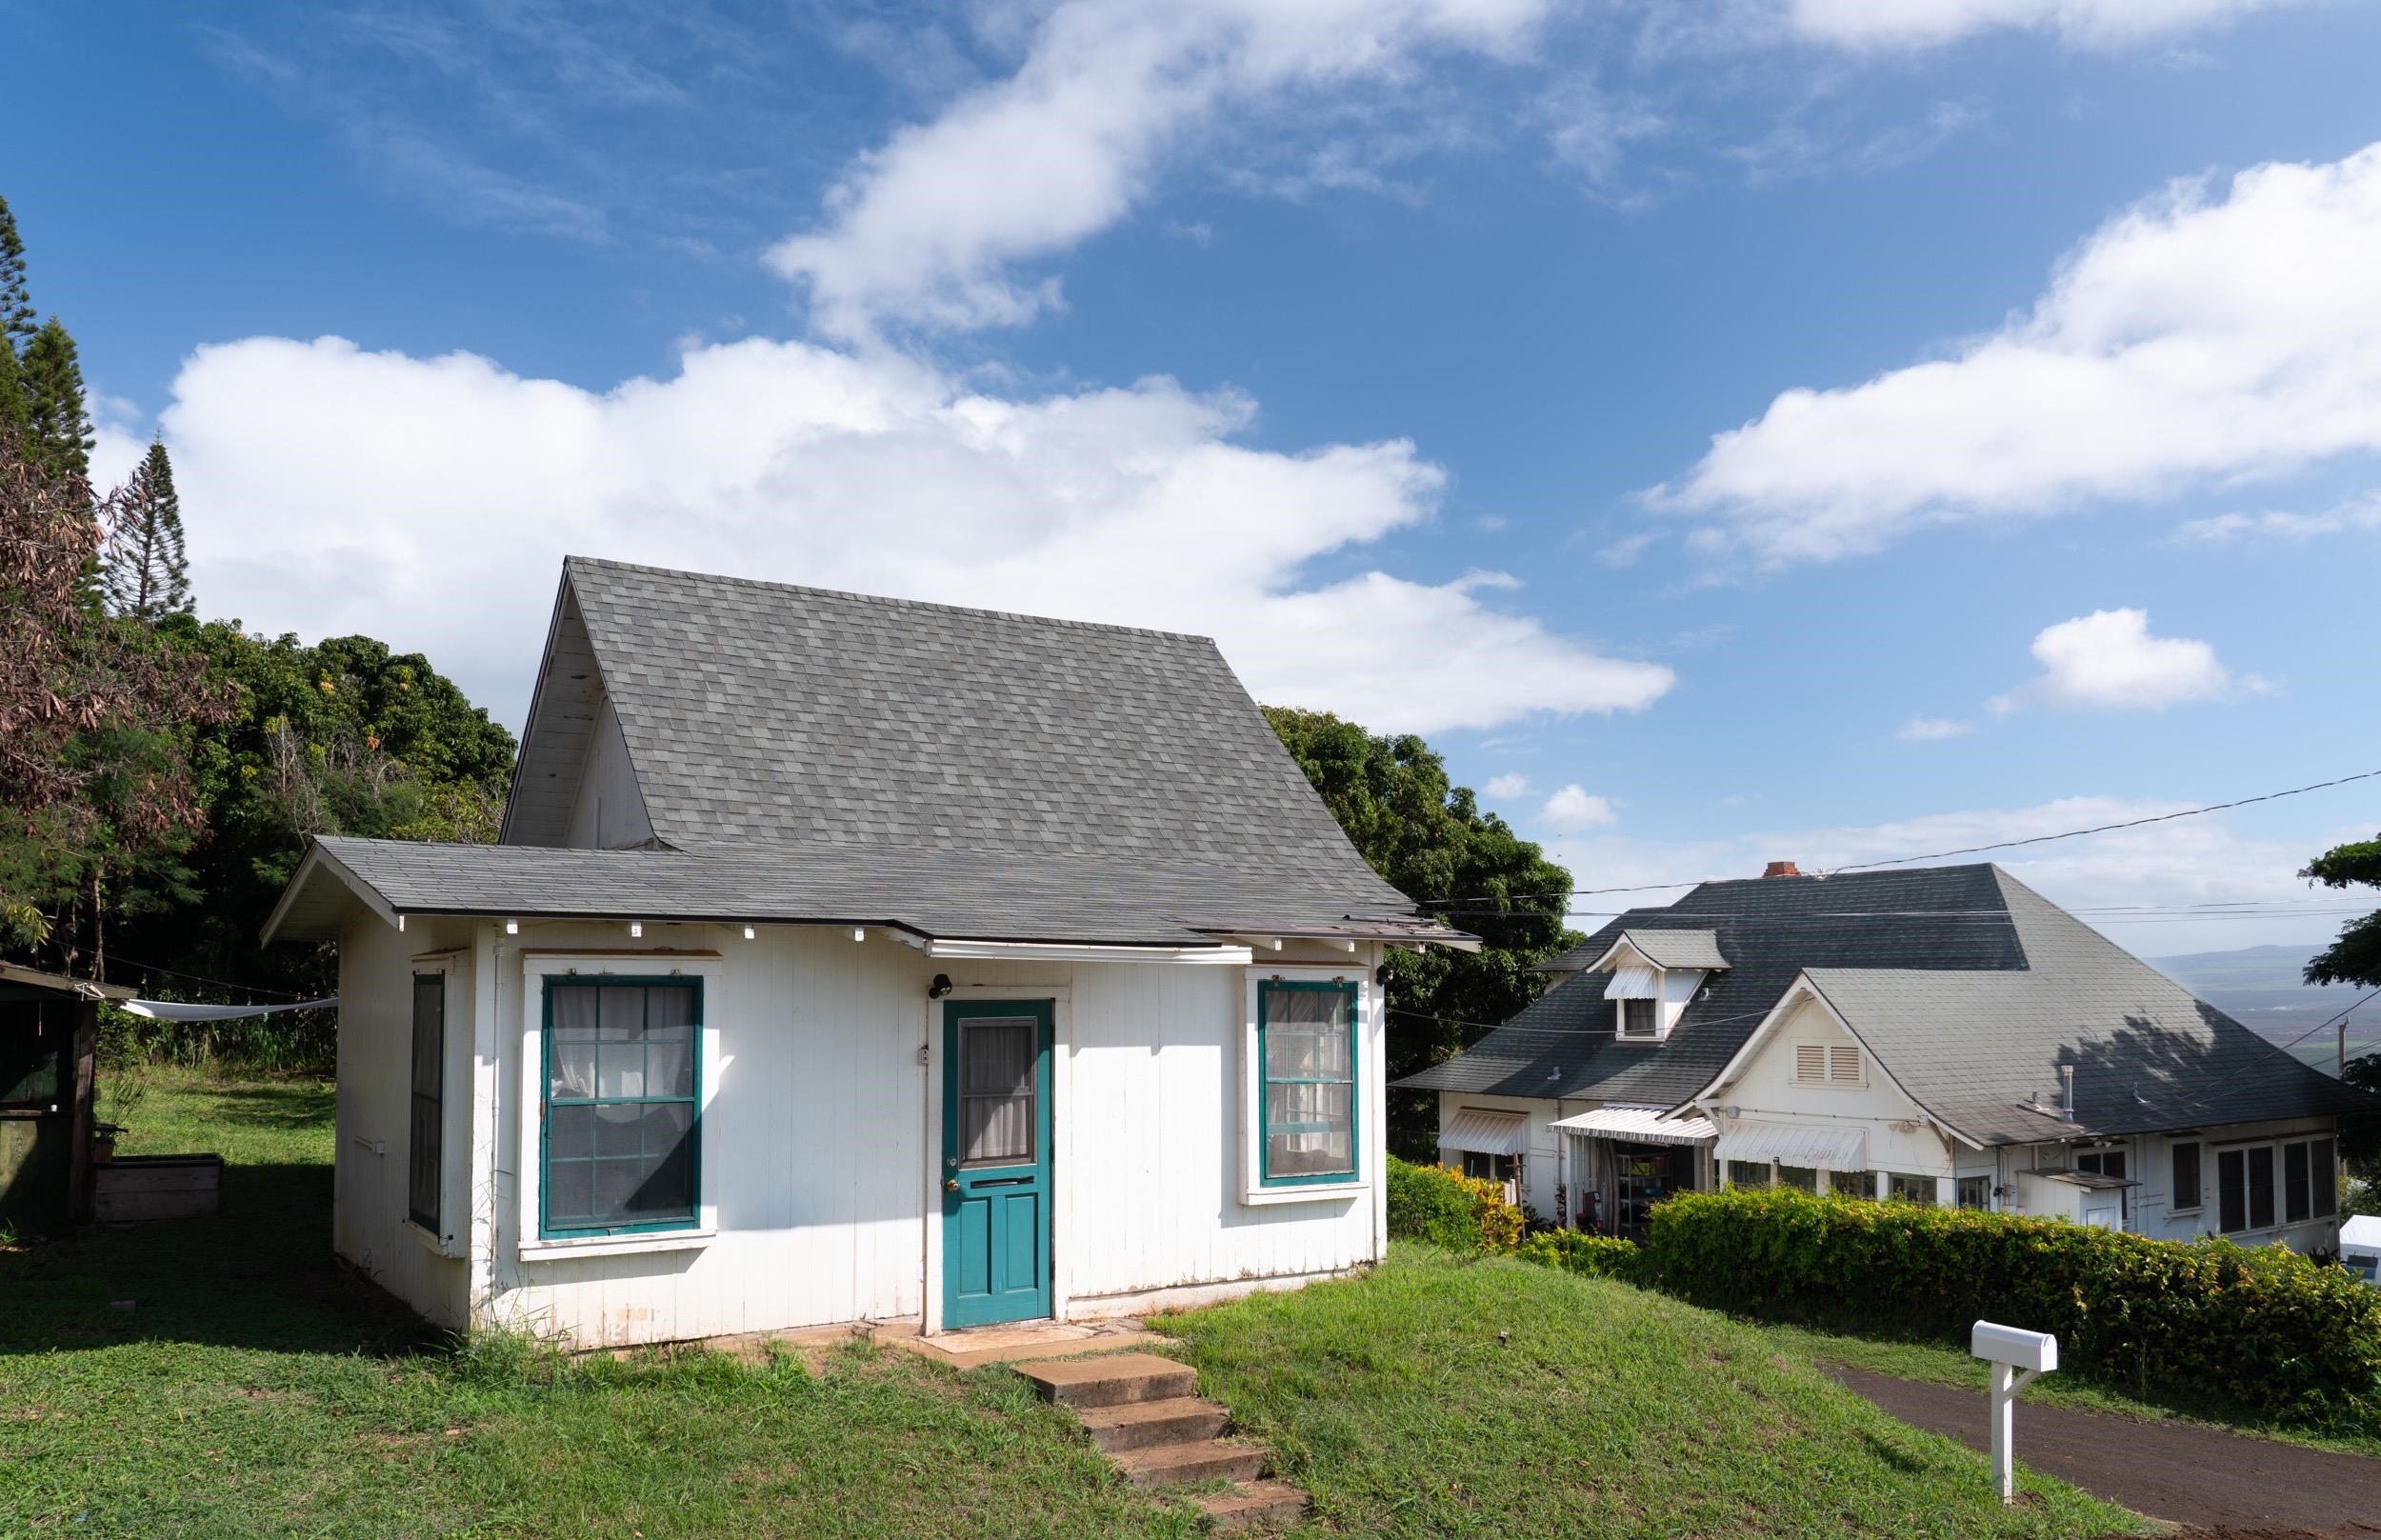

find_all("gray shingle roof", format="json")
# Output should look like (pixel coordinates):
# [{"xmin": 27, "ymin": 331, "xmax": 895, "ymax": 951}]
[
  {"xmin": 270, "ymin": 558, "xmax": 1451, "ymax": 946},
  {"xmin": 1596, "ymin": 929, "xmax": 1730, "ymax": 971},
  {"xmin": 270, "ymin": 837, "xmax": 1429, "ymax": 948},
  {"xmin": 552, "ymin": 558, "xmax": 1403, "ymax": 893},
  {"xmin": 1396, "ymin": 863, "xmax": 2372, "ymax": 1142}
]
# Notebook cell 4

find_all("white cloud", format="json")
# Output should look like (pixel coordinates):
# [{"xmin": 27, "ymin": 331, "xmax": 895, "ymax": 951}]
[
  {"xmin": 1898, "ymin": 716, "xmax": 1972, "ymax": 741},
  {"xmin": 1540, "ymin": 784, "xmax": 1619, "ymax": 831},
  {"xmin": 1987, "ymin": 608, "xmax": 2261, "ymax": 712},
  {"xmin": 1783, "ymin": 0, "xmax": 2292, "ymax": 50},
  {"xmin": 1483, "ymin": 772, "xmax": 1531, "ymax": 800},
  {"xmin": 767, "ymin": 0, "xmax": 1550, "ymax": 338},
  {"xmin": 1656, "ymin": 142, "xmax": 2381, "ymax": 565},
  {"xmin": 1543, "ymin": 795, "xmax": 2361, "ymax": 954},
  {"xmin": 159, "ymin": 333, "xmax": 1673, "ymax": 736},
  {"xmin": 2172, "ymin": 491, "xmax": 2381, "ymax": 544}
]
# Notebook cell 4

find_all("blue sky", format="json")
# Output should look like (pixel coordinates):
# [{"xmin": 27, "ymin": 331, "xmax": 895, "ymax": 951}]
[{"xmin": 9, "ymin": 0, "xmax": 2378, "ymax": 959}]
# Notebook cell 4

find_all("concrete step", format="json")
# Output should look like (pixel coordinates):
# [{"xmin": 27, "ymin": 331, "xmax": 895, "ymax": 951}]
[
  {"xmin": 1019, "ymin": 1352, "xmax": 1197, "ymax": 1409},
  {"xmin": 1074, "ymin": 1395, "xmax": 1230, "ymax": 1452},
  {"xmin": 1194, "ymin": 1479, "xmax": 1311, "ymax": 1532},
  {"xmin": 1111, "ymin": 1438, "xmax": 1268, "ymax": 1490}
]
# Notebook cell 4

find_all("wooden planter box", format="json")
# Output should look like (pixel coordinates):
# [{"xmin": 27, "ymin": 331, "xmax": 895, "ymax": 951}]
[{"xmin": 92, "ymin": 1153, "xmax": 224, "ymax": 1223}]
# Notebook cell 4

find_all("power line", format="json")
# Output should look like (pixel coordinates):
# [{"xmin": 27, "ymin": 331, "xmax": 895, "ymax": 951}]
[
  {"xmin": 97, "ymin": 952, "xmax": 310, "ymax": 1002},
  {"xmin": 1415, "ymin": 765, "xmax": 2381, "ymax": 909}
]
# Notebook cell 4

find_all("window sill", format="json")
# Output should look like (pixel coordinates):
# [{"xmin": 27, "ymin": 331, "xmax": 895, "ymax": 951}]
[
  {"xmin": 1242, "ymin": 1182, "xmax": 1367, "ymax": 1207},
  {"xmin": 406, "ymin": 1218, "xmax": 463, "ymax": 1257},
  {"xmin": 517, "ymin": 1227, "xmax": 715, "ymax": 1262}
]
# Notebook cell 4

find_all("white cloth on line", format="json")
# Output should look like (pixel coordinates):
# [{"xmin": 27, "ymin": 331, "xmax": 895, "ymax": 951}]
[{"xmin": 121, "ymin": 998, "xmax": 338, "ymax": 1021}]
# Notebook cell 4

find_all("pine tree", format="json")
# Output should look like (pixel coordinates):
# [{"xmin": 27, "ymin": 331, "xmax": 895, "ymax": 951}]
[
  {"xmin": 0, "ymin": 340, "xmax": 27, "ymax": 438},
  {"xmin": 0, "ymin": 195, "xmax": 33, "ymax": 354},
  {"xmin": 105, "ymin": 438, "xmax": 191, "ymax": 619},
  {"xmin": 19, "ymin": 316, "xmax": 91, "ymax": 482}
]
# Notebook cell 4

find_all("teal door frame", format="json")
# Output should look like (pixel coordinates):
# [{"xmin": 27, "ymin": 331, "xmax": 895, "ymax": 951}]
[{"xmin": 940, "ymin": 999, "xmax": 1055, "ymax": 1328}]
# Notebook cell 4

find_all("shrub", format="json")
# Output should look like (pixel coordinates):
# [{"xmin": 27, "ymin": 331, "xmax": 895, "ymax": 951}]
[
  {"xmin": 1516, "ymin": 1230, "xmax": 1644, "ymax": 1283},
  {"xmin": 1647, "ymin": 1187, "xmax": 2381, "ymax": 1434},
  {"xmin": 1386, "ymin": 1156, "xmax": 1524, "ymax": 1252}
]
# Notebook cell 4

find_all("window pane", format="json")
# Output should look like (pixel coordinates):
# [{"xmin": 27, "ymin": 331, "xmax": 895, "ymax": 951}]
[
  {"xmin": 0, "ymin": 1002, "xmax": 63, "ymax": 1106},
  {"xmin": 1830, "ymin": 1170, "xmax": 1873, "ymax": 1199},
  {"xmin": 2218, "ymin": 1149, "xmax": 2247, "ymax": 1232},
  {"xmin": 410, "ymin": 978, "xmax": 443, "ymax": 1096},
  {"xmin": 1261, "ymin": 987, "xmax": 1355, "ymax": 1182},
  {"xmin": 1956, "ymin": 1175, "xmax": 1991, "ymax": 1210},
  {"xmin": 2171, "ymin": 1142, "xmax": 2201, "ymax": 1210},
  {"xmin": 1886, "ymin": 1172, "xmax": 1934, "ymax": 1205},
  {"xmin": 542, "ymin": 982, "xmax": 700, "ymax": 1234},
  {"xmin": 1726, "ymin": 1160, "xmax": 1770, "ymax": 1189},
  {"xmin": 2312, "ymin": 1139, "xmax": 2337, "ymax": 1217},
  {"xmin": 1777, "ymin": 1165, "xmax": 1817, "ymax": 1192},
  {"xmin": 2283, "ymin": 1141, "xmax": 2311, "ymax": 1224},
  {"xmin": 958, "ymin": 1016, "xmax": 1036, "ymax": 1166},
  {"xmin": 2248, "ymin": 1146, "xmax": 2275, "ymax": 1230},
  {"xmin": 409, "ymin": 976, "xmax": 442, "ymax": 1229}
]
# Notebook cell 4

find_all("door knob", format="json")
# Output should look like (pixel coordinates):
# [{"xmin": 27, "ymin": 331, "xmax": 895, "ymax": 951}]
[{"xmin": 944, "ymin": 1178, "xmax": 960, "ymax": 1193}]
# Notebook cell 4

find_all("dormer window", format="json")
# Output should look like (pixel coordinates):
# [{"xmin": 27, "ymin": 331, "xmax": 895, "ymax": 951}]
[{"xmin": 1588, "ymin": 929, "xmax": 1729, "ymax": 1046}]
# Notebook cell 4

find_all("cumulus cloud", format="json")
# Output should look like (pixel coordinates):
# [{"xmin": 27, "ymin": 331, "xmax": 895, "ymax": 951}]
[
  {"xmin": 1542, "ymin": 794, "xmax": 2360, "ymax": 954},
  {"xmin": 1540, "ymin": 784, "xmax": 1619, "ymax": 831},
  {"xmin": 768, "ymin": 0, "xmax": 1549, "ymax": 338},
  {"xmin": 1898, "ymin": 716, "xmax": 1972, "ymax": 742},
  {"xmin": 1783, "ymin": 0, "xmax": 2293, "ymax": 50},
  {"xmin": 1483, "ymin": 772, "xmax": 1531, "ymax": 800},
  {"xmin": 1987, "ymin": 609, "xmax": 2262, "ymax": 712},
  {"xmin": 1655, "ymin": 141, "xmax": 2381, "ymax": 565},
  {"xmin": 158, "ymin": 333, "xmax": 1672, "ymax": 736}
]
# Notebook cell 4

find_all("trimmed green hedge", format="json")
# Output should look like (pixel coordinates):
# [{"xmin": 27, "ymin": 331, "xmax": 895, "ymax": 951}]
[
  {"xmin": 1516, "ymin": 1230, "xmax": 1646, "ymax": 1283},
  {"xmin": 1646, "ymin": 1188, "xmax": 2381, "ymax": 1434},
  {"xmin": 1385, "ymin": 1156, "xmax": 1524, "ymax": 1252}
]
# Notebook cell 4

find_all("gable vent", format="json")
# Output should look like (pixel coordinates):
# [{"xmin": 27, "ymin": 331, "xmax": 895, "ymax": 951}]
[
  {"xmin": 1795, "ymin": 1044, "xmax": 1827, "ymax": 1083},
  {"xmin": 1829, "ymin": 1045, "xmax": 1862, "ymax": 1085},
  {"xmin": 1795, "ymin": 1044, "xmax": 1863, "ymax": 1086}
]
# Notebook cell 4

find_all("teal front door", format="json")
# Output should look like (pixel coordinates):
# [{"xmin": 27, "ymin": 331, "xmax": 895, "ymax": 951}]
[{"xmin": 941, "ymin": 1000, "xmax": 1054, "ymax": 1327}]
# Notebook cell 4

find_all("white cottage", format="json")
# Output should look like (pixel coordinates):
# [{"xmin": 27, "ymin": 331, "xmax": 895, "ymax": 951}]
[
  {"xmin": 1401, "ymin": 862, "xmax": 2373, "ymax": 1251},
  {"xmin": 263, "ymin": 557, "xmax": 1471, "ymax": 1346}
]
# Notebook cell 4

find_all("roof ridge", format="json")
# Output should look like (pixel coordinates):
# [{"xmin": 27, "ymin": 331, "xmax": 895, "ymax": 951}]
[{"xmin": 564, "ymin": 554, "xmax": 1223, "ymax": 648}]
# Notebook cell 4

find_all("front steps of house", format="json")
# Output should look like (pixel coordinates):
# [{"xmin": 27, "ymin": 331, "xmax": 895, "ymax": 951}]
[{"xmin": 1018, "ymin": 1352, "xmax": 1310, "ymax": 1531}]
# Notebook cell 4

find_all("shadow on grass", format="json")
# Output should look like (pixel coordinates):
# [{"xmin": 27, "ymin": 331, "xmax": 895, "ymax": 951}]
[{"xmin": 0, "ymin": 1159, "xmax": 440, "ymax": 1360}]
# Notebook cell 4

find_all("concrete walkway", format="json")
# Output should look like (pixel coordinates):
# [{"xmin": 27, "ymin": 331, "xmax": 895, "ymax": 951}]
[{"xmin": 1828, "ymin": 1366, "xmax": 2381, "ymax": 1537}]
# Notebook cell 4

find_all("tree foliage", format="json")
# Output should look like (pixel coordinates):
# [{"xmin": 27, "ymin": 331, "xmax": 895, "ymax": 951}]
[
  {"xmin": 0, "ymin": 194, "xmax": 31, "ymax": 352},
  {"xmin": 0, "ymin": 432, "xmax": 230, "ymax": 950},
  {"xmin": 18, "ymin": 316, "xmax": 91, "ymax": 483},
  {"xmin": 109, "ymin": 624, "xmax": 518, "ymax": 1000},
  {"xmin": 1265, "ymin": 707, "xmax": 1577, "ymax": 1151},
  {"xmin": 104, "ymin": 439, "xmax": 191, "ymax": 619},
  {"xmin": 2300, "ymin": 834, "xmax": 2381, "ymax": 1187}
]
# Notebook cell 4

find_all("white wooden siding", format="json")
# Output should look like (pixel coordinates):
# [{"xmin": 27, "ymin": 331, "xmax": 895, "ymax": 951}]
[
  {"xmin": 336, "ymin": 919, "xmax": 1385, "ymax": 1347},
  {"xmin": 560, "ymin": 697, "xmax": 653, "ymax": 849}
]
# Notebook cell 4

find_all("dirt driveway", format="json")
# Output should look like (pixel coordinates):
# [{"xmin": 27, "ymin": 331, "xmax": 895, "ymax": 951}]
[{"xmin": 1828, "ymin": 1366, "xmax": 2381, "ymax": 1537}]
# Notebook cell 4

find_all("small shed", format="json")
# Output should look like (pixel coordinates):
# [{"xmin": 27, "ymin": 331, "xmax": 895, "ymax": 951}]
[{"xmin": 0, "ymin": 962, "xmax": 130, "ymax": 1235}]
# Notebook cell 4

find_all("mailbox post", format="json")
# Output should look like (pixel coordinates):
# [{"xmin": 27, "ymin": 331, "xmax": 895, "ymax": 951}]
[{"xmin": 1970, "ymin": 1321, "xmax": 2057, "ymax": 1503}]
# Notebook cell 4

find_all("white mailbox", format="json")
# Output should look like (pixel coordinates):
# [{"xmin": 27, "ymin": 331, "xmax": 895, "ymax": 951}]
[
  {"xmin": 1971, "ymin": 1321, "xmax": 2057, "ymax": 1374},
  {"xmin": 1970, "ymin": 1319, "xmax": 2058, "ymax": 1503}
]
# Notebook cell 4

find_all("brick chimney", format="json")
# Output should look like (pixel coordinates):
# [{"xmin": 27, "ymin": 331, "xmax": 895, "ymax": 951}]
[{"xmin": 1762, "ymin": 860, "xmax": 1802, "ymax": 878}]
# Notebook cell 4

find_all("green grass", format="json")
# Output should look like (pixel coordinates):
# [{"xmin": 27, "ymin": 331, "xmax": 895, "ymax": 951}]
[
  {"xmin": 1752, "ymin": 1320, "xmax": 2381, "ymax": 1463},
  {"xmin": 5, "ymin": 1073, "xmax": 2147, "ymax": 1538},
  {"xmin": 1159, "ymin": 1246, "xmax": 2143, "ymax": 1539}
]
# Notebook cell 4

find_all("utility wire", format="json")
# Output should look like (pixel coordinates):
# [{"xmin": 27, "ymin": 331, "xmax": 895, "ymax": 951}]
[
  {"xmin": 97, "ymin": 952, "xmax": 311, "ymax": 1002},
  {"xmin": 1414, "ymin": 766, "xmax": 2381, "ymax": 909}
]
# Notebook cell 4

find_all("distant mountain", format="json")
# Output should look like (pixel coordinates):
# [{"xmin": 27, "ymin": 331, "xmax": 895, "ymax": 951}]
[{"xmin": 2149, "ymin": 943, "xmax": 2377, "ymax": 1074}]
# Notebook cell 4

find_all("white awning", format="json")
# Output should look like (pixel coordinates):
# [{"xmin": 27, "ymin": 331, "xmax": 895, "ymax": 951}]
[
  {"xmin": 1438, "ymin": 1107, "xmax": 1529, "ymax": 1157},
  {"xmin": 1603, "ymin": 965, "xmax": 1659, "ymax": 1000},
  {"xmin": 1551, "ymin": 1106, "xmax": 1716, "ymax": 1147},
  {"xmin": 1712, "ymin": 1121, "xmax": 1868, "ymax": 1171}
]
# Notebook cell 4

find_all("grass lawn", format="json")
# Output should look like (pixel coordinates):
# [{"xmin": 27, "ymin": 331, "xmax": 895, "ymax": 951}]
[
  {"xmin": 5, "ymin": 1072, "xmax": 2147, "ymax": 1538},
  {"xmin": 1751, "ymin": 1320, "xmax": 2381, "ymax": 1464}
]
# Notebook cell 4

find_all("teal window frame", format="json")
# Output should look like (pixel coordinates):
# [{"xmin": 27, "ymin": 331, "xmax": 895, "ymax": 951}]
[
  {"xmin": 408, "ymin": 973, "xmax": 444, "ymax": 1232},
  {"xmin": 1256, "ymin": 979, "xmax": 1360, "ymax": 1188},
  {"xmin": 538, "ymin": 975, "xmax": 703, "ymax": 1240}
]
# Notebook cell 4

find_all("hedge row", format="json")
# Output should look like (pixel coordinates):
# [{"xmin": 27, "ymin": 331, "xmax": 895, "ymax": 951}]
[
  {"xmin": 1648, "ymin": 1188, "xmax": 2381, "ymax": 1434},
  {"xmin": 1384, "ymin": 1162, "xmax": 2381, "ymax": 1434}
]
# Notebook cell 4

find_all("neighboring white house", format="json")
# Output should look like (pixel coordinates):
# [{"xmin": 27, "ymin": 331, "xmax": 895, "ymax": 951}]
[
  {"xmin": 264, "ymin": 556, "xmax": 1472, "ymax": 1347},
  {"xmin": 1401, "ymin": 862, "xmax": 2374, "ymax": 1252}
]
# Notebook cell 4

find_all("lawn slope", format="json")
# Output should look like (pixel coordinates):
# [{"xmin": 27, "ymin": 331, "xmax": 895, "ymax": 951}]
[{"xmin": 1162, "ymin": 1243, "xmax": 2145, "ymax": 1539}]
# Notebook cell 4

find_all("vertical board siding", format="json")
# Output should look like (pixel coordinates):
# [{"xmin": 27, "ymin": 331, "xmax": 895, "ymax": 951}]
[{"xmin": 343, "ymin": 928, "xmax": 1381, "ymax": 1347}]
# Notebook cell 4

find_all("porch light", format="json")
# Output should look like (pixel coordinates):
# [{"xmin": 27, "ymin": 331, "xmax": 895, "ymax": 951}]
[
  {"xmin": 630, "ymin": 922, "xmax": 643, "ymax": 938},
  {"xmin": 851, "ymin": 927, "xmax": 866, "ymax": 942},
  {"xmin": 742, "ymin": 925, "xmax": 756, "ymax": 940},
  {"xmin": 505, "ymin": 918, "xmax": 519, "ymax": 935}
]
